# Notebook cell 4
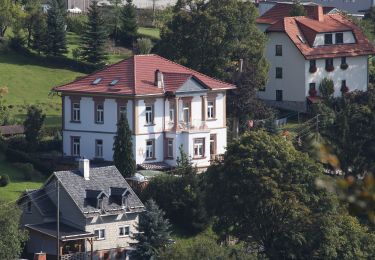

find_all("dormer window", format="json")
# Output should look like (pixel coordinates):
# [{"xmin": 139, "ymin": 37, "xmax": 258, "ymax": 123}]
[
  {"xmin": 324, "ymin": 34, "xmax": 333, "ymax": 45},
  {"xmin": 109, "ymin": 79, "xmax": 119, "ymax": 86},
  {"xmin": 336, "ymin": 33, "xmax": 343, "ymax": 44},
  {"xmin": 92, "ymin": 78, "xmax": 102, "ymax": 85}
]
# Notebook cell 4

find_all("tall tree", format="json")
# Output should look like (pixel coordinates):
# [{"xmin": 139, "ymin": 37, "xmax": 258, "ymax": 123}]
[
  {"xmin": 30, "ymin": 10, "xmax": 47, "ymax": 55},
  {"xmin": 132, "ymin": 199, "xmax": 171, "ymax": 260},
  {"xmin": 289, "ymin": 0, "xmax": 307, "ymax": 17},
  {"xmin": 120, "ymin": 0, "xmax": 138, "ymax": 47},
  {"xmin": 45, "ymin": 0, "xmax": 67, "ymax": 56},
  {"xmin": 113, "ymin": 113, "xmax": 136, "ymax": 177},
  {"xmin": 24, "ymin": 0, "xmax": 43, "ymax": 47},
  {"xmin": 80, "ymin": 0, "xmax": 108, "ymax": 66},
  {"xmin": 0, "ymin": 201, "xmax": 28, "ymax": 259},
  {"xmin": 0, "ymin": 0, "xmax": 22, "ymax": 38},
  {"xmin": 24, "ymin": 105, "xmax": 46, "ymax": 151}
]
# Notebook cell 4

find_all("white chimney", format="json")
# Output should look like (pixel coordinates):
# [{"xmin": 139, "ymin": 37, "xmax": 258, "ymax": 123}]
[
  {"xmin": 79, "ymin": 159, "xmax": 90, "ymax": 180},
  {"xmin": 155, "ymin": 69, "xmax": 164, "ymax": 88}
]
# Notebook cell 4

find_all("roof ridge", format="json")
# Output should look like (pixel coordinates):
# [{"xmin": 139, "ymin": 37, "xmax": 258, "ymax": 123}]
[{"xmin": 152, "ymin": 54, "xmax": 235, "ymax": 88}]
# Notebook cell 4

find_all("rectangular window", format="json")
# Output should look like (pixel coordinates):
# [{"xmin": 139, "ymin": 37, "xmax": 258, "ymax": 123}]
[
  {"xmin": 342, "ymin": 80, "xmax": 347, "ymax": 87},
  {"xmin": 207, "ymin": 101, "xmax": 215, "ymax": 119},
  {"xmin": 310, "ymin": 60, "xmax": 316, "ymax": 67},
  {"xmin": 193, "ymin": 138, "xmax": 205, "ymax": 158},
  {"xmin": 210, "ymin": 134, "xmax": 216, "ymax": 156},
  {"xmin": 72, "ymin": 103, "xmax": 80, "ymax": 122},
  {"xmin": 167, "ymin": 139, "xmax": 173, "ymax": 158},
  {"xmin": 275, "ymin": 45, "xmax": 282, "ymax": 56},
  {"xmin": 276, "ymin": 67, "xmax": 283, "ymax": 79},
  {"xmin": 336, "ymin": 32, "xmax": 344, "ymax": 44},
  {"xmin": 95, "ymin": 140, "xmax": 103, "ymax": 158},
  {"xmin": 276, "ymin": 90, "xmax": 283, "ymax": 101},
  {"xmin": 146, "ymin": 140, "xmax": 154, "ymax": 159},
  {"xmin": 96, "ymin": 104, "xmax": 104, "ymax": 123},
  {"xmin": 325, "ymin": 58, "xmax": 334, "ymax": 71},
  {"xmin": 183, "ymin": 104, "xmax": 190, "ymax": 123},
  {"xmin": 324, "ymin": 34, "xmax": 333, "ymax": 45},
  {"xmin": 145, "ymin": 106, "xmax": 153, "ymax": 125},
  {"xmin": 119, "ymin": 226, "xmax": 130, "ymax": 237},
  {"xmin": 72, "ymin": 137, "xmax": 80, "ymax": 156},
  {"xmin": 94, "ymin": 229, "xmax": 105, "ymax": 240},
  {"xmin": 119, "ymin": 106, "xmax": 127, "ymax": 120},
  {"xmin": 309, "ymin": 83, "xmax": 316, "ymax": 91},
  {"xmin": 169, "ymin": 108, "xmax": 174, "ymax": 123},
  {"xmin": 341, "ymin": 57, "xmax": 347, "ymax": 65}
]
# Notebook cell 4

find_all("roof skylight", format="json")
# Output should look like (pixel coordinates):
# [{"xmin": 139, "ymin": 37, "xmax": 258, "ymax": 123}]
[
  {"xmin": 92, "ymin": 78, "xmax": 102, "ymax": 85},
  {"xmin": 109, "ymin": 79, "xmax": 119, "ymax": 86}
]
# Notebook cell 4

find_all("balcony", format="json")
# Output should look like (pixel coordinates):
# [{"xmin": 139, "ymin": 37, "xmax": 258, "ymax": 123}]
[{"xmin": 178, "ymin": 120, "xmax": 209, "ymax": 132}]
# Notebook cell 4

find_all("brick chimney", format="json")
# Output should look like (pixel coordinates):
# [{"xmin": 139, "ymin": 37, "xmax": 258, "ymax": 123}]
[
  {"xmin": 33, "ymin": 252, "xmax": 46, "ymax": 260},
  {"xmin": 312, "ymin": 5, "xmax": 324, "ymax": 22}
]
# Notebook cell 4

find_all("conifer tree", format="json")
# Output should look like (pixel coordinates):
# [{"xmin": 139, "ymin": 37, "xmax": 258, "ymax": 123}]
[
  {"xmin": 120, "ymin": 0, "xmax": 138, "ymax": 47},
  {"xmin": 24, "ymin": 105, "xmax": 46, "ymax": 152},
  {"xmin": 132, "ymin": 199, "xmax": 171, "ymax": 260},
  {"xmin": 113, "ymin": 113, "xmax": 136, "ymax": 177},
  {"xmin": 45, "ymin": 0, "xmax": 67, "ymax": 56},
  {"xmin": 289, "ymin": 0, "xmax": 307, "ymax": 17},
  {"xmin": 80, "ymin": 0, "xmax": 108, "ymax": 66}
]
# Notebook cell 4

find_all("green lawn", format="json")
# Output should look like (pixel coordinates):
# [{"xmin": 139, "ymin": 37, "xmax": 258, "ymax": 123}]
[
  {"xmin": 0, "ymin": 154, "xmax": 44, "ymax": 202},
  {"xmin": 138, "ymin": 27, "xmax": 161, "ymax": 40}
]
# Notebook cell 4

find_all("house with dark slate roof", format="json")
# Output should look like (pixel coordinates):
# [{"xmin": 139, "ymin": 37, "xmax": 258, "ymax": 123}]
[{"xmin": 18, "ymin": 159, "xmax": 144, "ymax": 260}]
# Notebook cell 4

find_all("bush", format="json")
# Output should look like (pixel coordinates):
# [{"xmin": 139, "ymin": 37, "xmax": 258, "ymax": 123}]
[
  {"xmin": 38, "ymin": 139, "xmax": 62, "ymax": 152},
  {"xmin": 0, "ymin": 174, "xmax": 10, "ymax": 187},
  {"xmin": 319, "ymin": 78, "xmax": 335, "ymax": 100},
  {"xmin": 134, "ymin": 38, "xmax": 153, "ymax": 54},
  {"xmin": 6, "ymin": 136, "xmax": 27, "ymax": 151},
  {"xmin": 66, "ymin": 15, "xmax": 88, "ymax": 35},
  {"xmin": 13, "ymin": 163, "xmax": 35, "ymax": 181}
]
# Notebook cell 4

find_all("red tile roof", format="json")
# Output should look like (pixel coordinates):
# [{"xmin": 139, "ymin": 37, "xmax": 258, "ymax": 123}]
[
  {"xmin": 266, "ymin": 13, "xmax": 375, "ymax": 59},
  {"xmin": 53, "ymin": 54, "xmax": 235, "ymax": 96},
  {"xmin": 256, "ymin": 3, "xmax": 334, "ymax": 25}
]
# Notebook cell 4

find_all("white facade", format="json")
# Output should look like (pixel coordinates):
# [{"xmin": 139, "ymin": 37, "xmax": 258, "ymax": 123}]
[
  {"xmin": 257, "ymin": 29, "xmax": 369, "ymax": 111},
  {"xmin": 62, "ymin": 89, "xmax": 228, "ymax": 168}
]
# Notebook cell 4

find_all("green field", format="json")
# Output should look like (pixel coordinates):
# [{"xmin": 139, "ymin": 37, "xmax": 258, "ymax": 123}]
[
  {"xmin": 0, "ymin": 154, "xmax": 44, "ymax": 202},
  {"xmin": 138, "ymin": 27, "xmax": 161, "ymax": 40}
]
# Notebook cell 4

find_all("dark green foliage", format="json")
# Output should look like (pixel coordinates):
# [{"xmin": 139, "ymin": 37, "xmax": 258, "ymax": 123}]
[
  {"xmin": 30, "ymin": 12, "xmax": 47, "ymax": 55},
  {"xmin": 132, "ymin": 199, "xmax": 171, "ymax": 260},
  {"xmin": 289, "ymin": 0, "xmax": 307, "ymax": 17},
  {"xmin": 5, "ymin": 148, "xmax": 52, "ymax": 175},
  {"xmin": 364, "ymin": 7, "xmax": 375, "ymax": 40},
  {"xmin": 0, "ymin": 174, "xmax": 10, "ymax": 187},
  {"xmin": 23, "ymin": 105, "xmax": 46, "ymax": 151},
  {"xmin": 120, "ymin": 0, "xmax": 138, "ymax": 47},
  {"xmin": 319, "ymin": 77, "xmax": 335, "ymax": 101},
  {"xmin": 142, "ymin": 165, "xmax": 209, "ymax": 233},
  {"xmin": 113, "ymin": 113, "xmax": 136, "ymax": 177},
  {"xmin": 80, "ymin": 1, "xmax": 108, "ymax": 66},
  {"xmin": 66, "ymin": 15, "xmax": 87, "ymax": 35},
  {"xmin": 24, "ymin": 0, "xmax": 44, "ymax": 47},
  {"xmin": 45, "ymin": 0, "xmax": 67, "ymax": 56},
  {"xmin": 204, "ymin": 130, "xmax": 375, "ymax": 259},
  {"xmin": 0, "ymin": 201, "xmax": 28, "ymax": 259},
  {"xmin": 134, "ymin": 38, "xmax": 153, "ymax": 54}
]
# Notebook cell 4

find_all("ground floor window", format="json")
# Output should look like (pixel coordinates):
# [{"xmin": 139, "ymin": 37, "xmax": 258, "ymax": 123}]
[
  {"xmin": 72, "ymin": 137, "xmax": 80, "ymax": 156},
  {"xmin": 94, "ymin": 229, "xmax": 105, "ymax": 240},
  {"xmin": 276, "ymin": 90, "xmax": 283, "ymax": 101},
  {"xmin": 210, "ymin": 134, "xmax": 216, "ymax": 156},
  {"xmin": 193, "ymin": 138, "xmax": 205, "ymax": 158},
  {"xmin": 167, "ymin": 138, "xmax": 173, "ymax": 158},
  {"xmin": 95, "ymin": 139, "xmax": 103, "ymax": 158},
  {"xmin": 119, "ymin": 226, "xmax": 130, "ymax": 237},
  {"xmin": 146, "ymin": 140, "xmax": 155, "ymax": 159}
]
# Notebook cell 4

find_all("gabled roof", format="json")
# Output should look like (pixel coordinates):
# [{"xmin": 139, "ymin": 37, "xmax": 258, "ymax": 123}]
[
  {"xmin": 19, "ymin": 189, "xmax": 56, "ymax": 217},
  {"xmin": 263, "ymin": 6, "xmax": 375, "ymax": 60},
  {"xmin": 53, "ymin": 54, "xmax": 235, "ymax": 96},
  {"xmin": 257, "ymin": 2, "xmax": 335, "ymax": 25}
]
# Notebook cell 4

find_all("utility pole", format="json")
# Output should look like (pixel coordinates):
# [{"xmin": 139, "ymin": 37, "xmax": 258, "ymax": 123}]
[{"xmin": 57, "ymin": 180, "xmax": 60, "ymax": 260}]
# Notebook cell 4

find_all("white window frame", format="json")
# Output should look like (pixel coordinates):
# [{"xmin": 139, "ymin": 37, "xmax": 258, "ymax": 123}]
[
  {"xmin": 146, "ymin": 140, "xmax": 154, "ymax": 159},
  {"xmin": 72, "ymin": 137, "xmax": 80, "ymax": 156},
  {"xmin": 207, "ymin": 101, "xmax": 215, "ymax": 119},
  {"xmin": 145, "ymin": 106, "xmax": 153, "ymax": 125},
  {"xmin": 95, "ymin": 139, "xmax": 103, "ymax": 158},
  {"xmin": 183, "ymin": 105, "xmax": 189, "ymax": 123},
  {"xmin": 72, "ymin": 103, "xmax": 80, "ymax": 122},
  {"xmin": 94, "ymin": 229, "xmax": 106, "ymax": 240},
  {"xmin": 193, "ymin": 138, "xmax": 205, "ymax": 158},
  {"xmin": 119, "ymin": 225, "xmax": 130, "ymax": 237},
  {"xmin": 167, "ymin": 139, "xmax": 173, "ymax": 158},
  {"xmin": 96, "ymin": 104, "xmax": 104, "ymax": 123}
]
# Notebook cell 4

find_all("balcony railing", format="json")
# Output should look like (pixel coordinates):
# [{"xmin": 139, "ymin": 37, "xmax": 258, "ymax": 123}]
[
  {"xmin": 178, "ymin": 120, "xmax": 208, "ymax": 132},
  {"xmin": 61, "ymin": 252, "xmax": 91, "ymax": 260}
]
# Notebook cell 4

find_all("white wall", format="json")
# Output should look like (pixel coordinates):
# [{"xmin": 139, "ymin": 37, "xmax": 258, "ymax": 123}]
[
  {"xmin": 258, "ymin": 32, "xmax": 307, "ymax": 102},
  {"xmin": 305, "ymin": 55, "xmax": 368, "ymax": 97},
  {"xmin": 313, "ymin": 31, "xmax": 355, "ymax": 47}
]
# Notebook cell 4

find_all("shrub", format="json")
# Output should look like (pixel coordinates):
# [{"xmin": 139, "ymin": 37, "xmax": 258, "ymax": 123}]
[
  {"xmin": 13, "ymin": 163, "xmax": 34, "ymax": 181},
  {"xmin": 5, "ymin": 148, "xmax": 52, "ymax": 175},
  {"xmin": 134, "ymin": 38, "xmax": 153, "ymax": 55},
  {"xmin": 66, "ymin": 15, "xmax": 88, "ymax": 35},
  {"xmin": 0, "ymin": 174, "xmax": 10, "ymax": 187},
  {"xmin": 319, "ymin": 77, "xmax": 335, "ymax": 100}
]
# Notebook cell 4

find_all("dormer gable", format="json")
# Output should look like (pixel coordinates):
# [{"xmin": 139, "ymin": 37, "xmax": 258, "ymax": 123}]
[
  {"xmin": 109, "ymin": 187, "xmax": 132, "ymax": 209},
  {"xmin": 176, "ymin": 76, "xmax": 209, "ymax": 94},
  {"xmin": 85, "ymin": 189, "xmax": 109, "ymax": 211}
]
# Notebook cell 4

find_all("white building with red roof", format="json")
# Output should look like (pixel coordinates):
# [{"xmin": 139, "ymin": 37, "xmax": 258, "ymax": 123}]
[
  {"xmin": 256, "ymin": 3, "xmax": 375, "ymax": 111},
  {"xmin": 53, "ymin": 54, "xmax": 235, "ymax": 169}
]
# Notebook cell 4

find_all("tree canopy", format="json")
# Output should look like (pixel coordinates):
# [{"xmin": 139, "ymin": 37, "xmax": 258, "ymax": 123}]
[
  {"xmin": 289, "ymin": 0, "xmax": 307, "ymax": 17},
  {"xmin": 23, "ymin": 105, "xmax": 46, "ymax": 151},
  {"xmin": 120, "ymin": 0, "xmax": 138, "ymax": 47},
  {"xmin": 45, "ymin": 0, "xmax": 67, "ymax": 56}
]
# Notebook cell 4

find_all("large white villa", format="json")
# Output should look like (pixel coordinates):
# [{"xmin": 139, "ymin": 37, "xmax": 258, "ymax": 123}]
[
  {"xmin": 53, "ymin": 54, "xmax": 235, "ymax": 169},
  {"xmin": 256, "ymin": 3, "xmax": 375, "ymax": 112}
]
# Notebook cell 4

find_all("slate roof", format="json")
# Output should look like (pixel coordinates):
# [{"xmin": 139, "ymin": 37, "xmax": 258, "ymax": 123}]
[
  {"xmin": 54, "ymin": 166, "xmax": 144, "ymax": 215},
  {"xmin": 53, "ymin": 54, "xmax": 235, "ymax": 96},
  {"xmin": 22, "ymin": 189, "xmax": 56, "ymax": 217}
]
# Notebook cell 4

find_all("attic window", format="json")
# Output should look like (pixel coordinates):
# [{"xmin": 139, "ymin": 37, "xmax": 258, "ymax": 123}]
[
  {"xmin": 324, "ymin": 34, "xmax": 333, "ymax": 45},
  {"xmin": 92, "ymin": 78, "xmax": 102, "ymax": 85},
  {"xmin": 109, "ymin": 79, "xmax": 119, "ymax": 86},
  {"xmin": 297, "ymin": 35, "xmax": 305, "ymax": 43}
]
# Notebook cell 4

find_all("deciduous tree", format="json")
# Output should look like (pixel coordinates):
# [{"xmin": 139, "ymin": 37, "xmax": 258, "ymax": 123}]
[{"xmin": 289, "ymin": 0, "xmax": 307, "ymax": 17}]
